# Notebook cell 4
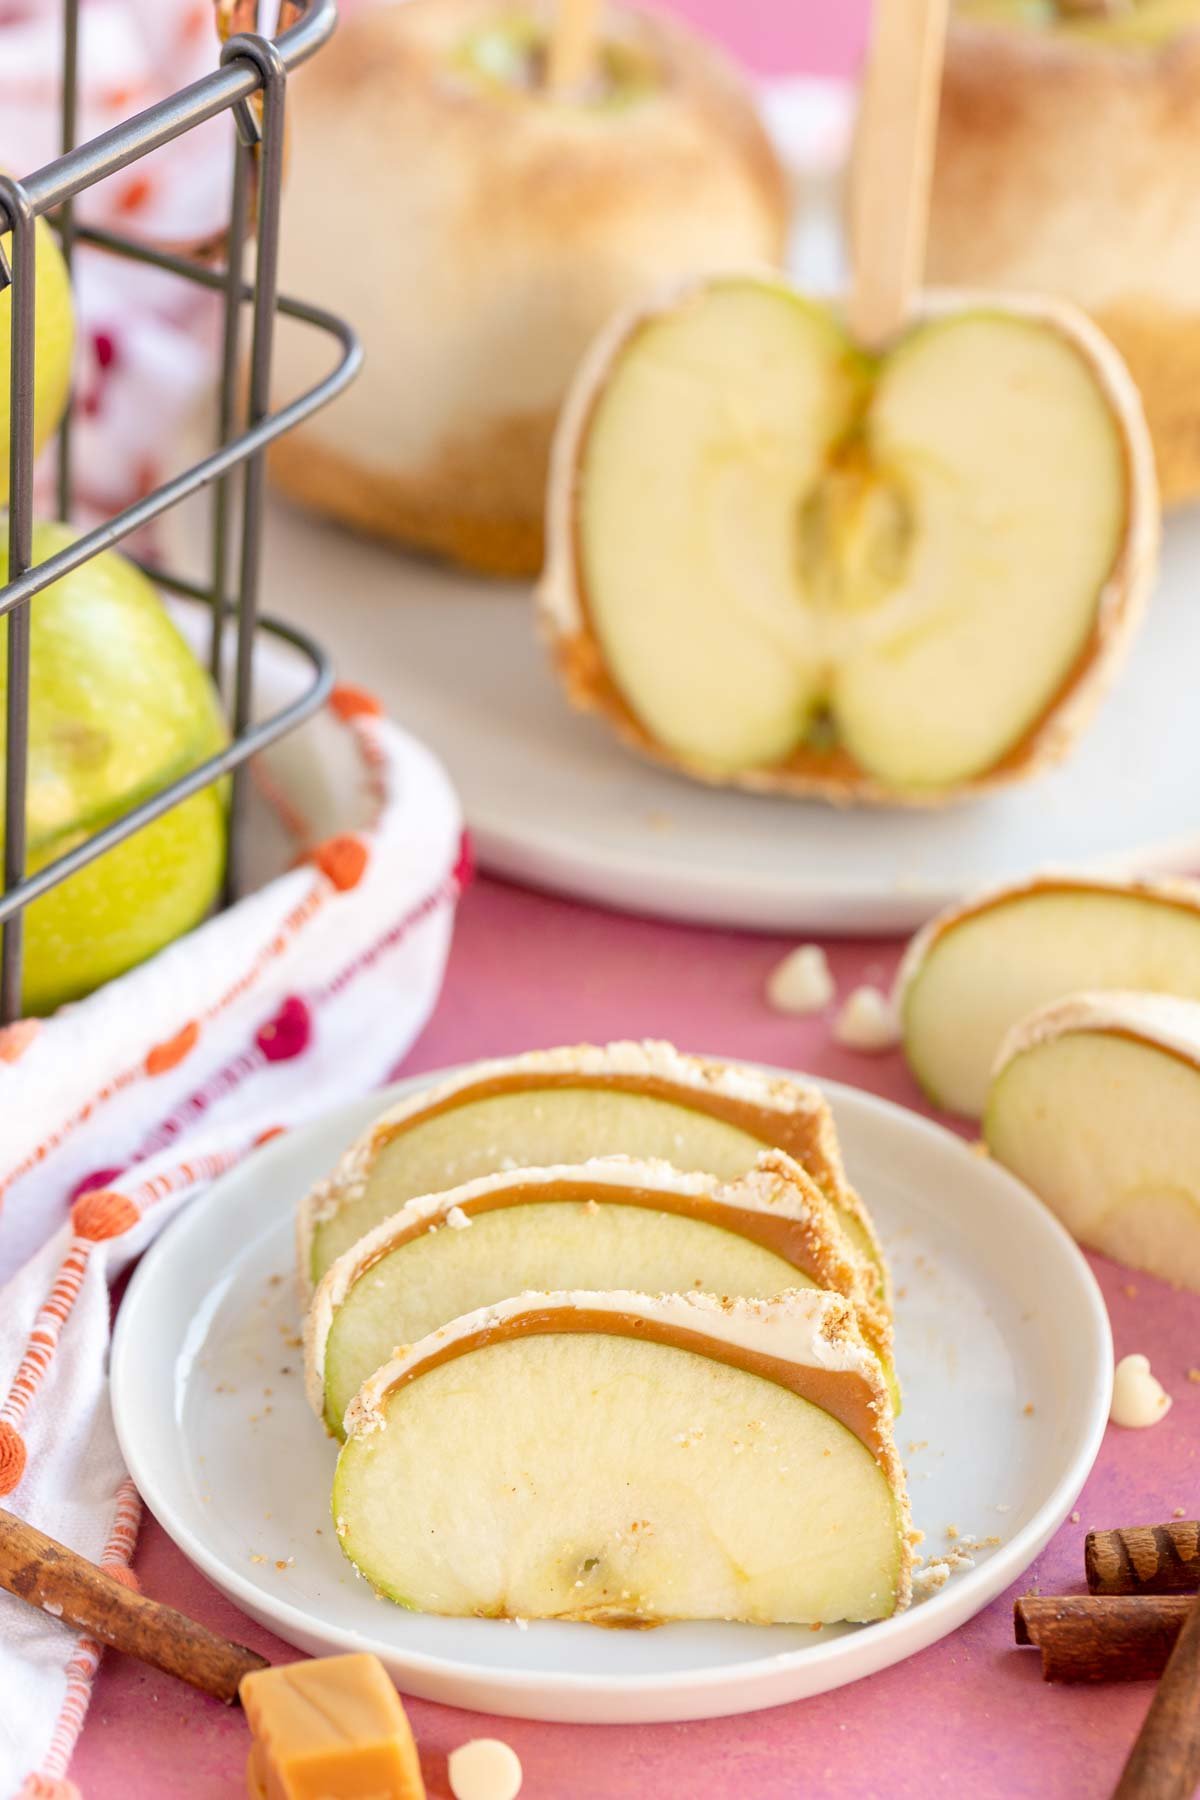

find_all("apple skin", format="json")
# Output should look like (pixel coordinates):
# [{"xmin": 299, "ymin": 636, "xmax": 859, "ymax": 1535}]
[
  {"xmin": 2, "ymin": 522, "xmax": 229, "ymax": 1015},
  {"xmin": 0, "ymin": 213, "xmax": 74, "ymax": 484}
]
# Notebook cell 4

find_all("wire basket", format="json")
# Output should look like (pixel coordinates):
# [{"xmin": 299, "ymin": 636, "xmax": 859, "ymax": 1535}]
[{"xmin": 0, "ymin": 0, "xmax": 360, "ymax": 1024}]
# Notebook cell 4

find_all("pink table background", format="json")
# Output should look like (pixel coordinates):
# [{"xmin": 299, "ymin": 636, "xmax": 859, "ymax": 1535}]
[
  {"xmin": 73, "ymin": 882, "xmax": 1200, "ymax": 1799},
  {"xmin": 69, "ymin": 1, "xmax": 1200, "ymax": 1795}
]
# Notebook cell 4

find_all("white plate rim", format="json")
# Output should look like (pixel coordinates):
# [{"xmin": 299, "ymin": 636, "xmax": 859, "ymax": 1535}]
[{"xmin": 111, "ymin": 1067, "xmax": 1114, "ymax": 1721}]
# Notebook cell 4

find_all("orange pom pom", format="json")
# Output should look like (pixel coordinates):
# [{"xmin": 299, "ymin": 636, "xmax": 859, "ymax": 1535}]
[
  {"xmin": 311, "ymin": 834, "xmax": 369, "ymax": 893},
  {"xmin": 145, "ymin": 1020, "xmax": 200, "ymax": 1077},
  {"xmin": 0, "ymin": 1019, "xmax": 40, "ymax": 1063},
  {"xmin": 19, "ymin": 1777, "xmax": 82, "ymax": 1799},
  {"xmin": 0, "ymin": 1421, "xmax": 27, "ymax": 1496},
  {"xmin": 71, "ymin": 1190, "xmax": 138, "ymax": 1242},
  {"xmin": 329, "ymin": 684, "xmax": 383, "ymax": 721}
]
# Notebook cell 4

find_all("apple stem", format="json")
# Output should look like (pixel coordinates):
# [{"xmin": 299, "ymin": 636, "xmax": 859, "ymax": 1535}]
[
  {"xmin": 546, "ymin": 0, "xmax": 602, "ymax": 92},
  {"xmin": 847, "ymin": 0, "xmax": 949, "ymax": 350}
]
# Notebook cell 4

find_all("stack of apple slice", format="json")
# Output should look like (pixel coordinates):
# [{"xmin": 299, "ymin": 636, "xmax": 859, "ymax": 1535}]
[
  {"xmin": 896, "ymin": 874, "xmax": 1200, "ymax": 1294},
  {"xmin": 296, "ymin": 1041, "xmax": 913, "ymax": 1627}
]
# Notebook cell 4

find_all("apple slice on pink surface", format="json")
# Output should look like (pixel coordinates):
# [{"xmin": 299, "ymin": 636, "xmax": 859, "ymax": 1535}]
[
  {"xmin": 539, "ymin": 275, "xmax": 1157, "ymax": 804},
  {"xmin": 899, "ymin": 875, "xmax": 1200, "ymax": 1118},
  {"xmin": 985, "ymin": 991, "xmax": 1200, "ymax": 1291},
  {"xmin": 333, "ymin": 1289, "xmax": 912, "ymax": 1627}
]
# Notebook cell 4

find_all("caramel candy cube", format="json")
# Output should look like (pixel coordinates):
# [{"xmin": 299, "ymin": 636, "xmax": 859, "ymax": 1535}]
[{"xmin": 241, "ymin": 1653, "xmax": 425, "ymax": 1799}]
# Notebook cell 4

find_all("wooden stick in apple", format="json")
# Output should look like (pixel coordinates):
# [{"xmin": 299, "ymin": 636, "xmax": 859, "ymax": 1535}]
[
  {"xmin": 547, "ymin": 0, "xmax": 602, "ymax": 92},
  {"xmin": 847, "ymin": 0, "xmax": 950, "ymax": 348}
]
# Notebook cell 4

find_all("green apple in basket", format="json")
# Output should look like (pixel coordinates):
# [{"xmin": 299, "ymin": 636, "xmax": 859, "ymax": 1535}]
[
  {"xmin": 0, "ymin": 208, "xmax": 75, "ymax": 481},
  {"xmin": 1, "ymin": 522, "xmax": 229, "ymax": 1016}
]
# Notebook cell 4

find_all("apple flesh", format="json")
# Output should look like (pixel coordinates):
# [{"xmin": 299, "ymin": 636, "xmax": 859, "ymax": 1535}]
[
  {"xmin": 540, "ymin": 276, "xmax": 1156, "ymax": 801},
  {"xmin": 955, "ymin": 0, "xmax": 1200, "ymax": 45},
  {"xmin": 304, "ymin": 1079, "xmax": 884, "ymax": 1294},
  {"xmin": 985, "ymin": 991, "xmax": 1200, "ymax": 1289},
  {"xmin": 2, "ymin": 522, "xmax": 228, "ymax": 1014},
  {"xmin": 0, "ymin": 212, "xmax": 74, "ymax": 485},
  {"xmin": 333, "ymin": 1293, "xmax": 908, "ymax": 1625},
  {"xmin": 312, "ymin": 1156, "xmax": 885, "ymax": 1437},
  {"xmin": 899, "ymin": 876, "xmax": 1200, "ymax": 1118}
]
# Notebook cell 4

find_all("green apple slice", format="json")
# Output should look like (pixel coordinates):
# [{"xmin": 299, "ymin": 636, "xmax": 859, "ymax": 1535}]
[
  {"xmin": 299, "ymin": 1042, "xmax": 886, "ymax": 1302},
  {"xmin": 985, "ymin": 991, "xmax": 1200, "ymax": 1289},
  {"xmin": 899, "ymin": 875, "xmax": 1200, "ymax": 1118},
  {"xmin": 333, "ymin": 1288, "xmax": 912, "ymax": 1625},
  {"xmin": 540, "ymin": 275, "xmax": 1157, "ymax": 802},
  {"xmin": 308, "ymin": 1150, "xmax": 890, "ymax": 1436}
]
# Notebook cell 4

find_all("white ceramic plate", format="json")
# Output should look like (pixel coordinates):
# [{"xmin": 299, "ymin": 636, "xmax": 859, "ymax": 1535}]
[{"xmin": 111, "ymin": 1068, "xmax": 1112, "ymax": 1724}]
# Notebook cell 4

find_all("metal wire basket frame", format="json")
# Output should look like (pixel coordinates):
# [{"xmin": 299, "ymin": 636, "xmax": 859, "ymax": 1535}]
[{"xmin": 0, "ymin": 0, "xmax": 361, "ymax": 1023}]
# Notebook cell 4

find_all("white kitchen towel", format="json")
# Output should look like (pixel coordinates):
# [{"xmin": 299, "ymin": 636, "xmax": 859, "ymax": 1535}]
[{"xmin": 0, "ymin": 683, "xmax": 466, "ymax": 1798}]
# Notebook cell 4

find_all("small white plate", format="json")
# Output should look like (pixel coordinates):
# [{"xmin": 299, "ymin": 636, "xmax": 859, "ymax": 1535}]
[{"xmin": 111, "ymin": 1069, "xmax": 1112, "ymax": 1724}]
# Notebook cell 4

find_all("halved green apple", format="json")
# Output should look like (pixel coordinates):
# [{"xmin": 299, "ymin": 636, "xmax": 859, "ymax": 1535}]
[
  {"xmin": 899, "ymin": 875, "xmax": 1200, "ymax": 1118},
  {"xmin": 539, "ymin": 275, "xmax": 1157, "ymax": 802},
  {"xmin": 985, "ymin": 991, "xmax": 1200, "ymax": 1289},
  {"xmin": 308, "ymin": 1150, "xmax": 890, "ymax": 1436},
  {"xmin": 299, "ymin": 1041, "xmax": 885, "ymax": 1300},
  {"xmin": 333, "ymin": 1288, "xmax": 911, "ymax": 1625}
]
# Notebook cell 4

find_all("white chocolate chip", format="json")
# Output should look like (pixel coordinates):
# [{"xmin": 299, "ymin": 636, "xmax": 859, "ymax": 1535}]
[
  {"xmin": 449, "ymin": 1738, "xmax": 523, "ymax": 1800},
  {"xmin": 833, "ymin": 985, "xmax": 900, "ymax": 1052},
  {"xmin": 766, "ymin": 945, "xmax": 835, "ymax": 1015},
  {"xmin": 1110, "ymin": 1353, "xmax": 1172, "ymax": 1429},
  {"xmin": 446, "ymin": 1206, "xmax": 472, "ymax": 1231}
]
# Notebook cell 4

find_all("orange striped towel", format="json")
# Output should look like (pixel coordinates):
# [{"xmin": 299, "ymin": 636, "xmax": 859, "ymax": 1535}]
[{"xmin": 0, "ymin": 687, "xmax": 465, "ymax": 1797}]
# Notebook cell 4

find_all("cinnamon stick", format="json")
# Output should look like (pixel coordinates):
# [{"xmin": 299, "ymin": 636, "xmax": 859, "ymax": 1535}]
[
  {"xmin": 1113, "ymin": 1593, "xmax": 1200, "ymax": 1798},
  {"xmin": 0, "ymin": 1506, "xmax": 267, "ymax": 1704},
  {"xmin": 1015, "ymin": 1594, "xmax": 1192, "ymax": 1683},
  {"xmin": 1086, "ymin": 1522, "xmax": 1200, "ymax": 1597}
]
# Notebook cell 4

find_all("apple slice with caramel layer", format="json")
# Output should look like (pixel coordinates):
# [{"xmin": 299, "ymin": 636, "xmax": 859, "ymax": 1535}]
[
  {"xmin": 985, "ymin": 991, "xmax": 1200, "ymax": 1291},
  {"xmin": 298, "ymin": 1041, "xmax": 886, "ymax": 1304},
  {"xmin": 307, "ymin": 1150, "xmax": 892, "ymax": 1437},
  {"xmin": 898, "ymin": 874, "xmax": 1200, "ymax": 1118},
  {"xmin": 539, "ymin": 275, "xmax": 1157, "ymax": 803},
  {"xmin": 333, "ymin": 1288, "xmax": 912, "ymax": 1626}
]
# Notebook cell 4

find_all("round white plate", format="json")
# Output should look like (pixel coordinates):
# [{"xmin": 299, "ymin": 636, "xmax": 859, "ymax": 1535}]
[{"xmin": 111, "ymin": 1068, "xmax": 1112, "ymax": 1724}]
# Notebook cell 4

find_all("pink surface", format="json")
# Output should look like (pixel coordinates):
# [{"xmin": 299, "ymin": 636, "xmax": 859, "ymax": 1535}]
[
  {"xmin": 72, "ymin": 875, "xmax": 1200, "ymax": 1799},
  {"xmin": 662, "ymin": 0, "xmax": 870, "ymax": 75}
]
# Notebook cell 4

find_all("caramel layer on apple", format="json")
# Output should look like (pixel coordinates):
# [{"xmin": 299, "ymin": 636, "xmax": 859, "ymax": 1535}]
[
  {"xmin": 378, "ymin": 1305, "xmax": 887, "ymax": 1466},
  {"xmin": 349, "ymin": 1176, "xmax": 841, "ymax": 1291},
  {"xmin": 373, "ymin": 1070, "xmax": 840, "ymax": 1203},
  {"xmin": 908, "ymin": 874, "xmax": 1200, "ymax": 967}
]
